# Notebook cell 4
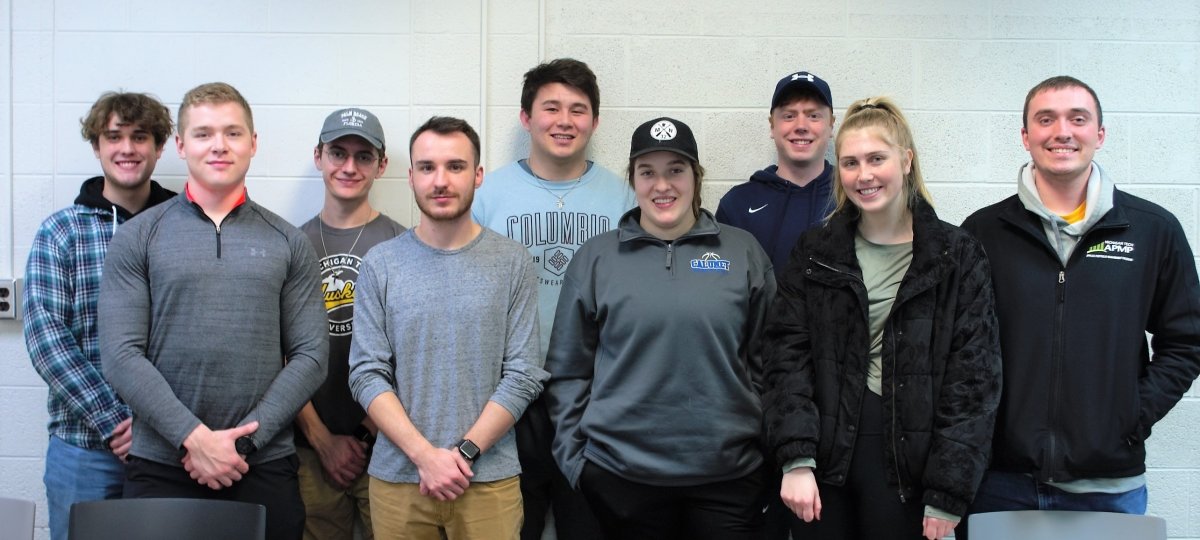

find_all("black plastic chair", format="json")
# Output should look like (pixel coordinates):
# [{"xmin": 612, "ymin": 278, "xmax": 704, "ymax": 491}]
[
  {"xmin": 0, "ymin": 497, "xmax": 35, "ymax": 540},
  {"xmin": 970, "ymin": 510, "xmax": 1166, "ymax": 540},
  {"xmin": 68, "ymin": 498, "xmax": 266, "ymax": 540}
]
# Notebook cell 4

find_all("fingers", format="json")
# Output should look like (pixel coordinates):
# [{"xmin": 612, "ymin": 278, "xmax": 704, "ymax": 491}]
[
  {"xmin": 453, "ymin": 453, "xmax": 475, "ymax": 479},
  {"xmin": 231, "ymin": 421, "xmax": 260, "ymax": 438}
]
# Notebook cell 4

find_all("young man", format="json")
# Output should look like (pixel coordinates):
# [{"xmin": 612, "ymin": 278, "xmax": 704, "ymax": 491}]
[
  {"xmin": 349, "ymin": 116, "xmax": 546, "ymax": 540},
  {"xmin": 716, "ymin": 70, "xmax": 835, "ymax": 278},
  {"xmin": 99, "ymin": 82, "xmax": 328, "ymax": 540},
  {"xmin": 294, "ymin": 108, "xmax": 405, "ymax": 540},
  {"xmin": 715, "ymin": 70, "xmax": 836, "ymax": 538},
  {"xmin": 471, "ymin": 57, "xmax": 629, "ymax": 540},
  {"xmin": 24, "ymin": 91, "xmax": 176, "ymax": 540},
  {"xmin": 958, "ymin": 76, "xmax": 1200, "ymax": 537}
]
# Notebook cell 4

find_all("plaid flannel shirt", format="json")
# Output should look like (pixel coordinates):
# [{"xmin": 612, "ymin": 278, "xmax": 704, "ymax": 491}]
[{"xmin": 24, "ymin": 203, "xmax": 130, "ymax": 449}]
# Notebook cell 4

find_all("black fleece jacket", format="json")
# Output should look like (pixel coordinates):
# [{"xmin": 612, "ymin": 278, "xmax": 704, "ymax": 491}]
[{"xmin": 763, "ymin": 199, "xmax": 1002, "ymax": 516}]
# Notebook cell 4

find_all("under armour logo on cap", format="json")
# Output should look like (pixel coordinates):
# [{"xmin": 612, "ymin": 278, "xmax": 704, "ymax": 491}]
[
  {"xmin": 772, "ymin": 70, "xmax": 832, "ymax": 110},
  {"xmin": 650, "ymin": 120, "xmax": 677, "ymax": 141}
]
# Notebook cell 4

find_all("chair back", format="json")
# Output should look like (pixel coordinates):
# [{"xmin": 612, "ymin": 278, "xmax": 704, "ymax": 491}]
[
  {"xmin": 0, "ymin": 497, "xmax": 36, "ymax": 540},
  {"xmin": 68, "ymin": 498, "xmax": 266, "ymax": 540},
  {"xmin": 970, "ymin": 510, "xmax": 1166, "ymax": 540}
]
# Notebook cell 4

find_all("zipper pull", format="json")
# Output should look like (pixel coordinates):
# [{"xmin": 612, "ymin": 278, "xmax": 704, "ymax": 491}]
[
  {"xmin": 1058, "ymin": 270, "xmax": 1065, "ymax": 284},
  {"xmin": 898, "ymin": 489, "xmax": 906, "ymax": 503},
  {"xmin": 665, "ymin": 242, "xmax": 673, "ymax": 270}
]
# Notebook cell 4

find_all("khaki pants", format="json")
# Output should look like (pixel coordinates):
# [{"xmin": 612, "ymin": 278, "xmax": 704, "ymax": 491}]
[
  {"xmin": 369, "ymin": 474, "xmax": 522, "ymax": 540},
  {"xmin": 297, "ymin": 447, "xmax": 373, "ymax": 540}
]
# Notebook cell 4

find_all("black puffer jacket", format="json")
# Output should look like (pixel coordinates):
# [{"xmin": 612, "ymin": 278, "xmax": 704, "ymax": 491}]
[{"xmin": 762, "ymin": 199, "xmax": 1002, "ymax": 516}]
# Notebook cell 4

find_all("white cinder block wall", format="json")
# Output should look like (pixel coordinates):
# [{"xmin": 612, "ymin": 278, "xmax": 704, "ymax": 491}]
[{"xmin": 1, "ymin": 1, "xmax": 1198, "ymax": 538}]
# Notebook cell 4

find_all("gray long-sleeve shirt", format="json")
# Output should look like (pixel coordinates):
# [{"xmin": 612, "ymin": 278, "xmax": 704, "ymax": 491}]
[
  {"xmin": 100, "ymin": 193, "xmax": 328, "ymax": 466},
  {"xmin": 349, "ymin": 228, "xmax": 547, "ymax": 484}
]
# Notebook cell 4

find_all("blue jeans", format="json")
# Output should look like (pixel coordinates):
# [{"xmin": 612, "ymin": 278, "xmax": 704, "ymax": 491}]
[
  {"xmin": 956, "ymin": 470, "xmax": 1147, "ymax": 540},
  {"xmin": 44, "ymin": 436, "xmax": 125, "ymax": 540}
]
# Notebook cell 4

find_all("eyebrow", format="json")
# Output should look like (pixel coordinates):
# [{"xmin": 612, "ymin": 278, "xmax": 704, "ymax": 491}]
[{"xmin": 1035, "ymin": 107, "xmax": 1093, "ymax": 117}]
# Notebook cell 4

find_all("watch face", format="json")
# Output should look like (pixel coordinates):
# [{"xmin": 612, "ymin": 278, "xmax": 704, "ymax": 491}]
[
  {"xmin": 236, "ymin": 437, "xmax": 256, "ymax": 456},
  {"xmin": 458, "ymin": 440, "xmax": 480, "ymax": 461}
]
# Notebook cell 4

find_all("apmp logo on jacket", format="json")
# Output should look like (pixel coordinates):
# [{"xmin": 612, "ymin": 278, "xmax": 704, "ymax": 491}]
[
  {"xmin": 1085, "ymin": 240, "xmax": 1135, "ymax": 262},
  {"xmin": 691, "ymin": 252, "xmax": 731, "ymax": 273}
]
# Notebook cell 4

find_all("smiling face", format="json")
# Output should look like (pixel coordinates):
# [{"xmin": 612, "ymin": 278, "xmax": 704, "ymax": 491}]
[
  {"xmin": 315, "ymin": 135, "xmax": 387, "ymax": 205},
  {"xmin": 837, "ymin": 128, "xmax": 912, "ymax": 221},
  {"xmin": 94, "ymin": 113, "xmax": 165, "ymax": 191},
  {"xmin": 1022, "ymin": 85, "xmax": 1105, "ymax": 186},
  {"xmin": 408, "ymin": 130, "xmax": 483, "ymax": 224},
  {"xmin": 633, "ymin": 150, "xmax": 697, "ymax": 240},
  {"xmin": 176, "ymin": 102, "xmax": 257, "ymax": 194},
  {"xmin": 520, "ymin": 82, "xmax": 598, "ymax": 168},
  {"xmin": 770, "ymin": 95, "xmax": 833, "ymax": 171}
]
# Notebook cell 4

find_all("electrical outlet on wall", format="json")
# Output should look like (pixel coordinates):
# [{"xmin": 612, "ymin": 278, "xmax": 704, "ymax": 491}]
[{"xmin": 0, "ymin": 278, "xmax": 22, "ymax": 319}]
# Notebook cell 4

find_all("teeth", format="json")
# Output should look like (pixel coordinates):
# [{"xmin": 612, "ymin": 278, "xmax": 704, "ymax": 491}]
[
  {"xmin": 1051, "ymin": 148, "xmax": 1074, "ymax": 154},
  {"xmin": 859, "ymin": 187, "xmax": 881, "ymax": 195},
  {"xmin": 653, "ymin": 197, "xmax": 674, "ymax": 204}
]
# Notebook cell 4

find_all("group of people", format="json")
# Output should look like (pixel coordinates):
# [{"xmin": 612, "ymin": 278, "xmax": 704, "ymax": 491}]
[{"xmin": 22, "ymin": 57, "xmax": 1200, "ymax": 540}]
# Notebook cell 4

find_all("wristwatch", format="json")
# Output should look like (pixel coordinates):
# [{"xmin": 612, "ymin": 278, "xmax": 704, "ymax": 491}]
[
  {"xmin": 456, "ymin": 439, "xmax": 480, "ymax": 462},
  {"xmin": 235, "ymin": 436, "xmax": 258, "ymax": 456}
]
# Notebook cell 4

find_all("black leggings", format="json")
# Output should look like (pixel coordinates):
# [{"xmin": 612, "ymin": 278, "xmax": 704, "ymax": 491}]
[
  {"xmin": 789, "ymin": 391, "xmax": 925, "ymax": 540},
  {"xmin": 580, "ymin": 462, "xmax": 769, "ymax": 540}
]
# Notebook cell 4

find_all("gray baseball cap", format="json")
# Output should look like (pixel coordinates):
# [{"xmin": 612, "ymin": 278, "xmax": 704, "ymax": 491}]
[{"xmin": 320, "ymin": 108, "xmax": 385, "ymax": 149}]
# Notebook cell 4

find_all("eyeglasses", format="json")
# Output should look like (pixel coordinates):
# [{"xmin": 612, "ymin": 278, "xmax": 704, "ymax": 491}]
[{"xmin": 324, "ymin": 147, "xmax": 380, "ymax": 168}]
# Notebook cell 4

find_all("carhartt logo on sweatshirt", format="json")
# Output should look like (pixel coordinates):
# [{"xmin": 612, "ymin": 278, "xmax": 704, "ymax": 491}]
[
  {"xmin": 1085, "ymin": 240, "xmax": 1135, "ymax": 262},
  {"xmin": 690, "ymin": 252, "xmax": 731, "ymax": 273}
]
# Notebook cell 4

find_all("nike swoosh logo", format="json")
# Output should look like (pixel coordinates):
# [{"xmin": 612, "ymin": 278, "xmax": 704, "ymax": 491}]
[{"xmin": 749, "ymin": 204, "xmax": 768, "ymax": 213}]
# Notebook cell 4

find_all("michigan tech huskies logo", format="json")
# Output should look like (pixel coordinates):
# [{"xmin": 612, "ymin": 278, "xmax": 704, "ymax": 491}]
[
  {"xmin": 319, "ymin": 254, "xmax": 363, "ymax": 335},
  {"xmin": 690, "ymin": 252, "xmax": 731, "ymax": 273},
  {"xmin": 1085, "ymin": 240, "xmax": 1135, "ymax": 262}
]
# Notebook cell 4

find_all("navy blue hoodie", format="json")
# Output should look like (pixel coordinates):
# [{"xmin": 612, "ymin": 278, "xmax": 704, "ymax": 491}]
[{"xmin": 715, "ymin": 163, "xmax": 834, "ymax": 278}]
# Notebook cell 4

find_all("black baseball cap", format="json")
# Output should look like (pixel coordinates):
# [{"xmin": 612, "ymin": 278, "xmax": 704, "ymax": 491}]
[
  {"xmin": 771, "ymin": 71, "xmax": 833, "ymax": 111},
  {"xmin": 629, "ymin": 117, "xmax": 698, "ymax": 162}
]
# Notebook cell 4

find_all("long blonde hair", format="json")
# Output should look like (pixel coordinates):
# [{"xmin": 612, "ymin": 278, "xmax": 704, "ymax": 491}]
[{"xmin": 830, "ymin": 96, "xmax": 932, "ymax": 218}]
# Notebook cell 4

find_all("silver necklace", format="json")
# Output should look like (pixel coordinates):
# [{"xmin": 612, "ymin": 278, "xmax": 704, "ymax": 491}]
[
  {"xmin": 319, "ymin": 212, "xmax": 373, "ymax": 258},
  {"xmin": 533, "ymin": 174, "xmax": 583, "ymax": 208}
]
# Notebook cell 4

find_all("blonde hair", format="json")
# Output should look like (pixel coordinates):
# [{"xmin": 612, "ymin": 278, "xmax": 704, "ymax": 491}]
[
  {"xmin": 830, "ymin": 96, "xmax": 932, "ymax": 218},
  {"xmin": 177, "ymin": 82, "xmax": 253, "ymax": 133}
]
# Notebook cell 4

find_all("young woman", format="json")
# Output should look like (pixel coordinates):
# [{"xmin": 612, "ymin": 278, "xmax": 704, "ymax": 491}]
[
  {"xmin": 544, "ymin": 117, "xmax": 776, "ymax": 539},
  {"xmin": 762, "ymin": 97, "xmax": 1002, "ymax": 540}
]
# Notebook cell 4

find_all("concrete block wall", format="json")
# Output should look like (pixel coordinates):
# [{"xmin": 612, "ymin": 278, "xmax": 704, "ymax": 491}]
[{"xmin": 1, "ymin": 1, "xmax": 1197, "ymax": 538}]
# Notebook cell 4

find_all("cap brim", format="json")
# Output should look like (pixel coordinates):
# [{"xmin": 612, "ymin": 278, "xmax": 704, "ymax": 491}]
[
  {"xmin": 630, "ymin": 146, "xmax": 698, "ymax": 163},
  {"xmin": 320, "ymin": 128, "xmax": 384, "ymax": 149}
]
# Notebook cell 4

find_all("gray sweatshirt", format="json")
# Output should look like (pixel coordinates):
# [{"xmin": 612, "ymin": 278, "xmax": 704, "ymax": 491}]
[
  {"xmin": 349, "ymin": 228, "xmax": 547, "ymax": 483},
  {"xmin": 100, "ymin": 193, "xmax": 328, "ymax": 466},
  {"xmin": 546, "ymin": 209, "xmax": 775, "ymax": 487}
]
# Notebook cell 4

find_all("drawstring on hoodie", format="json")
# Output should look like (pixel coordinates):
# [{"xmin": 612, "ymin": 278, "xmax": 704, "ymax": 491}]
[{"xmin": 111, "ymin": 205, "xmax": 119, "ymax": 236}]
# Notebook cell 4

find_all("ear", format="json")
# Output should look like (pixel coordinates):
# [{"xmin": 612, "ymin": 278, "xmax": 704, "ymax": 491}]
[
  {"xmin": 175, "ymin": 133, "xmax": 186, "ymax": 158},
  {"xmin": 249, "ymin": 132, "xmax": 258, "ymax": 157},
  {"xmin": 1095, "ymin": 125, "xmax": 1106, "ymax": 150},
  {"xmin": 313, "ymin": 146, "xmax": 322, "ymax": 171},
  {"xmin": 903, "ymin": 148, "xmax": 914, "ymax": 175},
  {"xmin": 519, "ymin": 109, "xmax": 532, "ymax": 132},
  {"xmin": 1020, "ymin": 127, "xmax": 1031, "ymax": 152},
  {"xmin": 474, "ymin": 165, "xmax": 485, "ymax": 189},
  {"xmin": 377, "ymin": 155, "xmax": 389, "ymax": 177}
]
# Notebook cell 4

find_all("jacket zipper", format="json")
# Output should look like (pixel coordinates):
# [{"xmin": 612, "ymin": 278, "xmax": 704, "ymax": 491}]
[
  {"xmin": 1047, "ymin": 269, "xmax": 1067, "ymax": 480},
  {"xmin": 889, "ymin": 327, "xmax": 906, "ymax": 502},
  {"xmin": 816, "ymin": 255, "xmax": 907, "ymax": 502},
  {"xmin": 215, "ymin": 223, "xmax": 223, "ymax": 258},
  {"xmin": 664, "ymin": 241, "xmax": 674, "ymax": 275}
]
